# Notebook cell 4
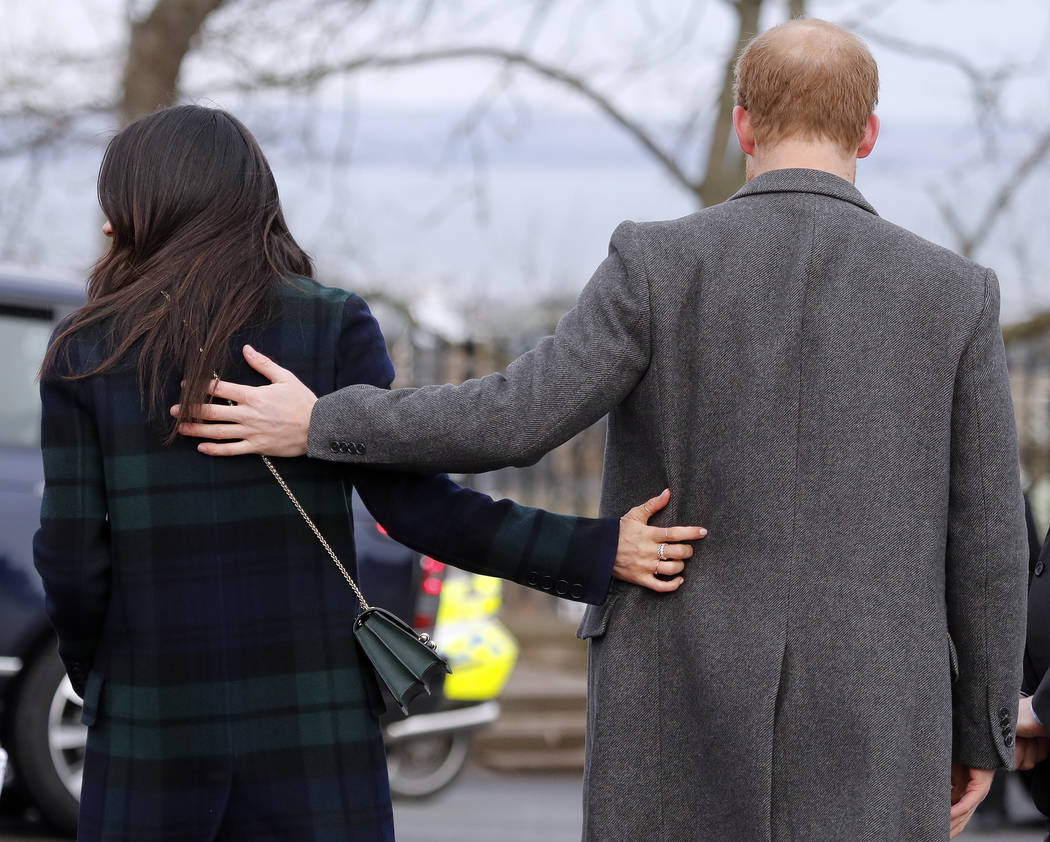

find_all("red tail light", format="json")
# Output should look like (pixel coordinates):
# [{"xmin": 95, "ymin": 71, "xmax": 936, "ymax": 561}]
[
  {"xmin": 415, "ymin": 556, "xmax": 445, "ymax": 631},
  {"xmin": 376, "ymin": 523, "xmax": 389, "ymax": 536}
]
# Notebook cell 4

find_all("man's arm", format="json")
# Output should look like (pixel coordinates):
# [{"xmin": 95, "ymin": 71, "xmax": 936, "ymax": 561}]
[
  {"xmin": 33, "ymin": 357, "xmax": 111, "ymax": 697},
  {"xmin": 177, "ymin": 222, "xmax": 652, "ymax": 472},
  {"xmin": 946, "ymin": 268, "xmax": 1028, "ymax": 772}
]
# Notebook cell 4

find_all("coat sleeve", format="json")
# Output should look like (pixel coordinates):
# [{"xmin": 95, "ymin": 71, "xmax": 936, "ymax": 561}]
[
  {"xmin": 336, "ymin": 294, "xmax": 618, "ymax": 605},
  {"xmin": 33, "ymin": 345, "xmax": 110, "ymax": 697},
  {"xmin": 307, "ymin": 221, "xmax": 651, "ymax": 472},
  {"xmin": 946, "ymin": 269, "xmax": 1028, "ymax": 770}
]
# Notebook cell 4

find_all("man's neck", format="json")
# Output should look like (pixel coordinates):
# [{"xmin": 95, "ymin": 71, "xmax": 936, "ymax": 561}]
[{"xmin": 746, "ymin": 139, "xmax": 857, "ymax": 184}]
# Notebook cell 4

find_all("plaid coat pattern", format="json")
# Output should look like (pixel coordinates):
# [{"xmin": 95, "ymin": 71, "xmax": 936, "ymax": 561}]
[{"xmin": 34, "ymin": 279, "xmax": 617, "ymax": 842}]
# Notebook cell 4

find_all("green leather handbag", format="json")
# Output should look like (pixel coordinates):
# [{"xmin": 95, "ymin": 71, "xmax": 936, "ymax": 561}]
[
  {"xmin": 262, "ymin": 456, "xmax": 451, "ymax": 713},
  {"xmin": 354, "ymin": 606, "xmax": 451, "ymax": 712}
]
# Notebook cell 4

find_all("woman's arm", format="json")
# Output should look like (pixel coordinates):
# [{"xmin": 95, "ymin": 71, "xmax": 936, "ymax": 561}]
[
  {"xmin": 351, "ymin": 468, "xmax": 618, "ymax": 604},
  {"xmin": 33, "ymin": 350, "xmax": 111, "ymax": 696}
]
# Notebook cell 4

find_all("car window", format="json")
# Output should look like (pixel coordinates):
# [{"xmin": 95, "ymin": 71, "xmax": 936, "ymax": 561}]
[{"xmin": 0, "ymin": 308, "xmax": 54, "ymax": 448}]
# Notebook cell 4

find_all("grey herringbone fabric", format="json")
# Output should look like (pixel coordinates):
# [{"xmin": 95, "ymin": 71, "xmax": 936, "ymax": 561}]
[{"xmin": 309, "ymin": 168, "xmax": 1028, "ymax": 841}]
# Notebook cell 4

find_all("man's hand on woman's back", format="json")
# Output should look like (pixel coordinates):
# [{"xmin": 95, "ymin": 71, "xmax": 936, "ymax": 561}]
[{"xmin": 173, "ymin": 344, "xmax": 316, "ymax": 457}]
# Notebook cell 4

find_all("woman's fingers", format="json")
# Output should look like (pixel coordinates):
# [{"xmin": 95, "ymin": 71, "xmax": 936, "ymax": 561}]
[
  {"xmin": 655, "ymin": 542, "xmax": 694, "ymax": 561},
  {"xmin": 642, "ymin": 575, "xmax": 684, "ymax": 593},
  {"xmin": 661, "ymin": 525, "xmax": 707, "ymax": 542},
  {"xmin": 614, "ymin": 490, "xmax": 709, "ymax": 594},
  {"xmin": 623, "ymin": 489, "xmax": 670, "ymax": 524}
]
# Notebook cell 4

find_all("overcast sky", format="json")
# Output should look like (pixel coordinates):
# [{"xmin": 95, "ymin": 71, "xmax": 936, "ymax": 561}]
[{"xmin": 3, "ymin": 0, "xmax": 1050, "ymax": 327}]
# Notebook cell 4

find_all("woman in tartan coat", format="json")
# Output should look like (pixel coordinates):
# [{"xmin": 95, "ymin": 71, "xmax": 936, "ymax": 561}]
[{"xmin": 34, "ymin": 106, "xmax": 702, "ymax": 842}]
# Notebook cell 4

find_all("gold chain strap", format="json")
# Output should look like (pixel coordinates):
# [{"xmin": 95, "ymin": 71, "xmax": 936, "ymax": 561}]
[
  {"xmin": 260, "ymin": 455, "xmax": 371, "ymax": 614},
  {"xmin": 161, "ymin": 293, "xmax": 374, "ymax": 617}
]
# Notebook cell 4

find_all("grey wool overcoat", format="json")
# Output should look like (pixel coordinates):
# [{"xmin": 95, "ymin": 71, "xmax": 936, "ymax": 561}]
[{"xmin": 308, "ymin": 168, "xmax": 1029, "ymax": 841}]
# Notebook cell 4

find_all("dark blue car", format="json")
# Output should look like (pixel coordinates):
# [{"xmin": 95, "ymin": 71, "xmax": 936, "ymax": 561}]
[
  {"xmin": 0, "ymin": 271, "xmax": 85, "ymax": 832},
  {"xmin": 0, "ymin": 272, "xmax": 428, "ymax": 835}
]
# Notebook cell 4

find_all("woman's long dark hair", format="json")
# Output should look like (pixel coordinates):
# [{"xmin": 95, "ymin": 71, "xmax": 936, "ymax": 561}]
[{"xmin": 40, "ymin": 104, "xmax": 313, "ymax": 442}]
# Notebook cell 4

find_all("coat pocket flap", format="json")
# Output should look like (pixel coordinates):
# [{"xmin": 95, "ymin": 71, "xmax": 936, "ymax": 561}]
[
  {"xmin": 576, "ymin": 591, "xmax": 620, "ymax": 640},
  {"xmin": 80, "ymin": 671, "xmax": 104, "ymax": 727}
]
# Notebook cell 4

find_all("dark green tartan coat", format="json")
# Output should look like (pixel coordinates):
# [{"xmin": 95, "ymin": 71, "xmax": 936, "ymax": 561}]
[{"xmin": 34, "ymin": 279, "xmax": 617, "ymax": 842}]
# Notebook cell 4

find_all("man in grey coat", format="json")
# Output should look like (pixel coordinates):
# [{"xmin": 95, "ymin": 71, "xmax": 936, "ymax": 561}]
[{"xmin": 182, "ymin": 18, "xmax": 1028, "ymax": 841}]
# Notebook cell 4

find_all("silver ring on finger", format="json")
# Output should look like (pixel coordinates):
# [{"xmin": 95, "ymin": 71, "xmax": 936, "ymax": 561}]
[{"xmin": 658, "ymin": 543, "xmax": 667, "ymax": 561}]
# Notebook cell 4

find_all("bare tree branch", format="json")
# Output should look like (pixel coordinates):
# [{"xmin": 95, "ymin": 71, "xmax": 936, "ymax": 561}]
[
  {"xmin": 855, "ymin": 27, "xmax": 1007, "ymax": 88},
  {"xmin": 852, "ymin": 24, "xmax": 1033, "ymax": 157},
  {"xmin": 953, "ymin": 125, "xmax": 1050, "ymax": 258},
  {"xmin": 0, "ymin": 103, "xmax": 116, "ymax": 157},
  {"xmin": 927, "ymin": 188, "xmax": 971, "ymax": 251},
  {"xmin": 207, "ymin": 45, "xmax": 703, "ymax": 199}
]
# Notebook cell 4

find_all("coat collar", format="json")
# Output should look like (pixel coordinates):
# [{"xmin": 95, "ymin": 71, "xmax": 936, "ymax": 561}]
[{"xmin": 728, "ymin": 167, "xmax": 878, "ymax": 216}]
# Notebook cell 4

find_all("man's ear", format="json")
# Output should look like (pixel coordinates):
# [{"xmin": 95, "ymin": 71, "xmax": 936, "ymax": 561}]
[
  {"xmin": 857, "ymin": 113, "xmax": 879, "ymax": 159},
  {"xmin": 733, "ymin": 106, "xmax": 756, "ymax": 156}
]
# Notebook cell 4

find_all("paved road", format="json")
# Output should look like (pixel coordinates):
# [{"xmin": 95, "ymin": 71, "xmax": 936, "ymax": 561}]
[{"xmin": 2, "ymin": 767, "xmax": 1046, "ymax": 841}]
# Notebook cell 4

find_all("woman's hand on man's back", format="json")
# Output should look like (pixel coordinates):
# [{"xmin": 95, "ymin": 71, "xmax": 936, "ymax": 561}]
[{"xmin": 615, "ymin": 489, "xmax": 706, "ymax": 593}]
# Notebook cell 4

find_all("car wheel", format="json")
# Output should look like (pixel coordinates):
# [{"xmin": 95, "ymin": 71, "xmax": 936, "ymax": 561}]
[
  {"xmin": 385, "ymin": 731, "xmax": 472, "ymax": 799},
  {"xmin": 9, "ymin": 646, "xmax": 83, "ymax": 834}
]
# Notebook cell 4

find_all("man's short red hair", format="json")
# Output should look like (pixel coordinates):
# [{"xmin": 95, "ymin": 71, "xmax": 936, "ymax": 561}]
[{"xmin": 734, "ymin": 19, "xmax": 879, "ymax": 151}]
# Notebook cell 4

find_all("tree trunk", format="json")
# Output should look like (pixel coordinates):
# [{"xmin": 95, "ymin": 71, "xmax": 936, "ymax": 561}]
[
  {"xmin": 789, "ymin": 0, "xmax": 806, "ymax": 19},
  {"xmin": 698, "ymin": 0, "xmax": 763, "ymax": 207},
  {"xmin": 121, "ymin": 0, "xmax": 227, "ymax": 125}
]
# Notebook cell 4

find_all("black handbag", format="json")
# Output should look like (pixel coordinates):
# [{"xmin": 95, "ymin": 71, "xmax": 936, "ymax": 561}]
[{"xmin": 262, "ymin": 455, "xmax": 451, "ymax": 713}]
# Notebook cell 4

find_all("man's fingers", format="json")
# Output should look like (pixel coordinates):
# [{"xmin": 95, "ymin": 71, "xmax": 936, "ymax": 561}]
[
  {"xmin": 205, "ymin": 378, "xmax": 252, "ymax": 404},
  {"xmin": 243, "ymin": 344, "xmax": 294, "ymax": 384},
  {"xmin": 949, "ymin": 811, "xmax": 973, "ymax": 839},
  {"xmin": 949, "ymin": 789, "xmax": 983, "ymax": 822},
  {"xmin": 178, "ymin": 422, "xmax": 248, "ymax": 441},
  {"xmin": 197, "ymin": 439, "xmax": 259, "ymax": 457},
  {"xmin": 171, "ymin": 402, "xmax": 244, "ymax": 423}
]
